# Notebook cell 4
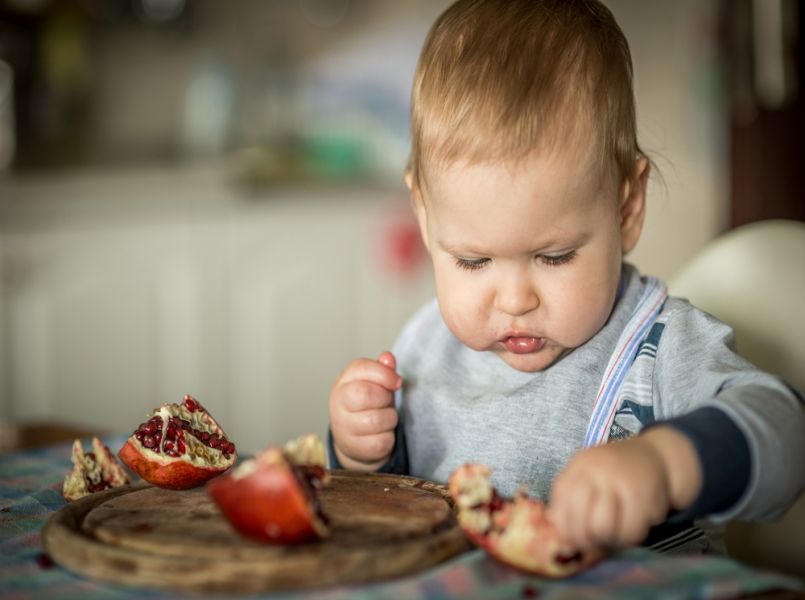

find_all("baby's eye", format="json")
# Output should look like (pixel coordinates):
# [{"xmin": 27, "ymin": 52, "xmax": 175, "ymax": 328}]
[
  {"xmin": 455, "ymin": 257, "xmax": 490, "ymax": 271},
  {"xmin": 538, "ymin": 251, "xmax": 577, "ymax": 267}
]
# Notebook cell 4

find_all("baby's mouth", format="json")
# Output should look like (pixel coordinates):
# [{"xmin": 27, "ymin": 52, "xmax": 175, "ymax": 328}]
[{"xmin": 501, "ymin": 336, "xmax": 545, "ymax": 354}]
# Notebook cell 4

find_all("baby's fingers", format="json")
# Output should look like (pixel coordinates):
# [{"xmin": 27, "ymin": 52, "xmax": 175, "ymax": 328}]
[
  {"xmin": 341, "ymin": 431, "xmax": 396, "ymax": 465},
  {"xmin": 338, "ymin": 357, "xmax": 401, "ymax": 394},
  {"xmin": 338, "ymin": 380, "xmax": 398, "ymax": 412},
  {"xmin": 586, "ymin": 489, "xmax": 621, "ymax": 547},
  {"xmin": 549, "ymin": 475, "xmax": 595, "ymax": 550},
  {"xmin": 344, "ymin": 406, "xmax": 399, "ymax": 436}
]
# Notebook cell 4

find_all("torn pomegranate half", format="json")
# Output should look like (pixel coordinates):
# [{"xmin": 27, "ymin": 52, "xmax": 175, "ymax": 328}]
[
  {"xmin": 62, "ymin": 437, "xmax": 130, "ymax": 501},
  {"xmin": 118, "ymin": 394, "xmax": 237, "ymax": 490},
  {"xmin": 448, "ymin": 463, "xmax": 602, "ymax": 578},
  {"xmin": 206, "ymin": 434, "xmax": 330, "ymax": 544}
]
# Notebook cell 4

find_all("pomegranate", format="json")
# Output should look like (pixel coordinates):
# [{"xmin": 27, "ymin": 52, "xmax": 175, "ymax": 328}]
[
  {"xmin": 206, "ymin": 433, "xmax": 330, "ymax": 544},
  {"xmin": 118, "ymin": 394, "xmax": 236, "ymax": 490},
  {"xmin": 62, "ymin": 437, "xmax": 130, "ymax": 501},
  {"xmin": 448, "ymin": 464, "xmax": 602, "ymax": 578}
]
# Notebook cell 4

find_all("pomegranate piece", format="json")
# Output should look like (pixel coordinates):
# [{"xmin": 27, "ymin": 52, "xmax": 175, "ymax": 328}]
[
  {"xmin": 118, "ymin": 394, "xmax": 236, "ymax": 490},
  {"xmin": 206, "ymin": 433, "xmax": 330, "ymax": 544},
  {"xmin": 448, "ymin": 464, "xmax": 602, "ymax": 578},
  {"xmin": 62, "ymin": 437, "xmax": 130, "ymax": 501}
]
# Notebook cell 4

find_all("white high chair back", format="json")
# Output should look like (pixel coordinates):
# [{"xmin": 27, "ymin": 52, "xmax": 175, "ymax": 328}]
[{"xmin": 669, "ymin": 218, "xmax": 805, "ymax": 579}]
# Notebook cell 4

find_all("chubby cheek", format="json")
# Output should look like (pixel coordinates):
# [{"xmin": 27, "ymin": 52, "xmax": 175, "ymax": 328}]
[
  {"xmin": 434, "ymin": 271, "xmax": 492, "ymax": 351},
  {"xmin": 553, "ymin": 270, "xmax": 620, "ymax": 347}
]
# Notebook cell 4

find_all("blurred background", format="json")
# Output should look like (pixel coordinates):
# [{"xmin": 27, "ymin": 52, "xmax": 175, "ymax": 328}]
[{"xmin": 0, "ymin": 0, "xmax": 802, "ymax": 454}]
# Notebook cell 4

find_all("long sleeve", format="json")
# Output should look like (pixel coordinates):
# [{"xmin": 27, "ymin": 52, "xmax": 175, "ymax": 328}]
[{"xmin": 651, "ymin": 302, "xmax": 805, "ymax": 523}]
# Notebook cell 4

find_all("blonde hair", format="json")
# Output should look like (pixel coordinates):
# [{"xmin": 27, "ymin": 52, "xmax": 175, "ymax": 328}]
[{"xmin": 409, "ymin": 0, "xmax": 642, "ymax": 190}]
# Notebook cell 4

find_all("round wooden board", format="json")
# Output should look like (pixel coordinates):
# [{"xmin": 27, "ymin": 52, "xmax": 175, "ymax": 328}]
[{"xmin": 42, "ymin": 470, "xmax": 472, "ymax": 594}]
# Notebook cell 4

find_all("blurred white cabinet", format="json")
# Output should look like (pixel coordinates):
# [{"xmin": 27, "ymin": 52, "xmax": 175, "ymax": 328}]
[{"xmin": 0, "ymin": 167, "xmax": 434, "ymax": 452}]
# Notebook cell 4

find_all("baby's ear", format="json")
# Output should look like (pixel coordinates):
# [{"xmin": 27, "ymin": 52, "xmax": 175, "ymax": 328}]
[
  {"xmin": 403, "ymin": 169, "xmax": 414, "ymax": 191},
  {"xmin": 620, "ymin": 157, "xmax": 650, "ymax": 254}
]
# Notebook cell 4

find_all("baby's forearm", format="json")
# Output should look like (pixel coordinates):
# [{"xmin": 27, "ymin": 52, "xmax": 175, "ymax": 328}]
[{"xmin": 638, "ymin": 426, "xmax": 703, "ymax": 511}]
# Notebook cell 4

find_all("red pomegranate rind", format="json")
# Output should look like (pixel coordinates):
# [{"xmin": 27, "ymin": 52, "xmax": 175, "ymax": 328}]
[
  {"xmin": 206, "ymin": 434, "xmax": 330, "ymax": 544},
  {"xmin": 118, "ymin": 394, "xmax": 237, "ymax": 490},
  {"xmin": 63, "ymin": 437, "xmax": 130, "ymax": 501},
  {"xmin": 448, "ymin": 463, "xmax": 602, "ymax": 578}
]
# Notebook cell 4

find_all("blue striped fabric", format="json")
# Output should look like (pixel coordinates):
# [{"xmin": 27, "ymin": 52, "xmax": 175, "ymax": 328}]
[{"xmin": 584, "ymin": 277, "xmax": 668, "ymax": 448}]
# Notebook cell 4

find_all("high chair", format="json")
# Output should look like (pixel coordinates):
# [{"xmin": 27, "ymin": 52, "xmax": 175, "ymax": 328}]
[{"xmin": 668, "ymin": 218, "xmax": 805, "ymax": 579}]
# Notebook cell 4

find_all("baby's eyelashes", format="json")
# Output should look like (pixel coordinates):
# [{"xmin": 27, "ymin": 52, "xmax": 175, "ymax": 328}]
[
  {"xmin": 453, "ymin": 251, "xmax": 578, "ymax": 271},
  {"xmin": 455, "ymin": 256, "xmax": 490, "ymax": 271},
  {"xmin": 540, "ymin": 250, "xmax": 577, "ymax": 267}
]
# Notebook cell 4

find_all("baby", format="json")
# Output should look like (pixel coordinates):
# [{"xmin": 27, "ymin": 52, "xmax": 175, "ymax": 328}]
[{"xmin": 328, "ymin": 0, "xmax": 804, "ymax": 554}]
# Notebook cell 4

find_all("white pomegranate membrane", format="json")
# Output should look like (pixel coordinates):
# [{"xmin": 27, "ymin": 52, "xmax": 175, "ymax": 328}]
[
  {"xmin": 62, "ymin": 437, "xmax": 129, "ymax": 501},
  {"xmin": 132, "ymin": 395, "xmax": 235, "ymax": 467}
]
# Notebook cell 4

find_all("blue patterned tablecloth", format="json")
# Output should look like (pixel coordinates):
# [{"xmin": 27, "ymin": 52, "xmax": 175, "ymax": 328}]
[{"xmin": 1, "ymin": 437, "xmax": 803, "ymax": 600}]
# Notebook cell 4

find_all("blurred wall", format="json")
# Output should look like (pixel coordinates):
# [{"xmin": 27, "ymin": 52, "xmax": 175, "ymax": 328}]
[
  {"xmin": 0, "ymin": 0, "xmax": 730, "ymax": 450},
  {"xmin": 613, "ymin": 0, "xmax": 730, "ymax": 281}
]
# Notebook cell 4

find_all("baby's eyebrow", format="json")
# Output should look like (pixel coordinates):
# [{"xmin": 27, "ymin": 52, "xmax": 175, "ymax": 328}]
[
  {"xmin": 437, "ymin": 240, "xmax": 489, "ymax": 256},
  {"xmin": 438, "ymin": 234, "xmax": 591, "ymax": 257}
]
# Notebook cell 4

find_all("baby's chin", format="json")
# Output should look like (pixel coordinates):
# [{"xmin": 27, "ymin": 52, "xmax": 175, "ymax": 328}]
[{"xmin": 492, "ymin": 345, "xmax": 572, "ymax": 373}]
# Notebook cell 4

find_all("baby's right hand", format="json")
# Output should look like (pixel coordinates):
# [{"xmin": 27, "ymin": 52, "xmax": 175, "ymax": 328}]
[{"xmin": 329, "ymin": 351, "xmax": 402, "ymax": 471}]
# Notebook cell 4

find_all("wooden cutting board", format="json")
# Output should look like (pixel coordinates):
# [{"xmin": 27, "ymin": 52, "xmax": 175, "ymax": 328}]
[{"xmin": 42, "ymin": 470, "xmax": 472, "ymax": 594}]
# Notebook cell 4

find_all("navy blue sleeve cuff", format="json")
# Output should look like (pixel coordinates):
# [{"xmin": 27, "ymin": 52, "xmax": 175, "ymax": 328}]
[
  {"xmin": 654, "ymin": 405, "xmax": 751, "ymax": 521},
  {"xmin": 326, "ymin": 421, "xmax": 410, "ymax": 475}
]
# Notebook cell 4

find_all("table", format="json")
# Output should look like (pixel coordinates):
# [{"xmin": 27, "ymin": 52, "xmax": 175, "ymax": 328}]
[{"xmin": 2, "ymin": 437, "xmax": 803, "ymax": 600}]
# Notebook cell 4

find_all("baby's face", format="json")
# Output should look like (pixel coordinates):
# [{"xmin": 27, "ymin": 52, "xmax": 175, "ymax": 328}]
[{"xmin": 413, "ymin": 151, "xmax": 639, "ymax": 372}]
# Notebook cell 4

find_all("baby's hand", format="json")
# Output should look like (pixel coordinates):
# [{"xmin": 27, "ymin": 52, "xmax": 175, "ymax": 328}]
[
  {"xmin": 329, "ymin": 351, "xmax": 402, "ymax": 471},
  {"xmin": 547, "ymin": 426, "xmax": 702, "ymax": 552}
]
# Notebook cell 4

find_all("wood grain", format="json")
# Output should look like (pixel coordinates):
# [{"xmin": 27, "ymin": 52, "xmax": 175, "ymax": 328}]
[{"xmin": 42, "ymin": 470, "xmax": 472, "ymax": 593}]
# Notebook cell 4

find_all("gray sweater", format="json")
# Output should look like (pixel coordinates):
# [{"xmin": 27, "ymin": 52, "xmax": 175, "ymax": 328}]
[
  {"xmin": 328, "ymin": 264, "xmax": 804, "ymax": 551},
  {"xmin": 392, "ymin": 265, "xmax": 803, "ymax": 525}
]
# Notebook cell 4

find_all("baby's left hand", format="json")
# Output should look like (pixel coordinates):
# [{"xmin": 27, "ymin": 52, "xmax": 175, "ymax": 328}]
[{"xmin": 547, "ymin": 426, "xmax": 702, "ymax": 552}]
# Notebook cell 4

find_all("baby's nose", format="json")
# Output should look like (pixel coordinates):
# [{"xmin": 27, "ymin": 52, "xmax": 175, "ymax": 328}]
[{"xmin": 494, "ymin": 277, "xmax": 539, "ymax": 316}]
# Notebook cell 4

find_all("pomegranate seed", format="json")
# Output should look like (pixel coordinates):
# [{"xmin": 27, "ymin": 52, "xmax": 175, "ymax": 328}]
[
  {"xmin": 209, "ymin": 435, "xmax": 220, "ymax": 449},
  {"xmin": 177, "ymin": 439, "xmax": 186, "ymax": 454},
  {"xmin": 142, "ymin": 434, "xmax": 156, "ymax": 449},
  {"xmin": 556, "ymin": 552, "xmax": 582, "ymax": 565},
  {"xmin": 184, "ymin": 396, "xmax": 198, "ymax": 412},
  {"xmin": 154, "ymin": 431, "xmax": 162, "ymax": 443},
  {"xmin": 164, "ymin": 440, "xmax": 174, "ymax": 451},
  {"xmin": 36, "ymin": 553, "xmax": 55, "ymax": 569},
  {"xmin": 167, "ymin": 426, "xmax": 177, "ymax": 440}
]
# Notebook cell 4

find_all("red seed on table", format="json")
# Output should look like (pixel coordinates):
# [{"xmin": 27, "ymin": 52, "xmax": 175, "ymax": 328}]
[{"xmin": 36, "ymin": 553, "xmax": 55, "ymax": 569}]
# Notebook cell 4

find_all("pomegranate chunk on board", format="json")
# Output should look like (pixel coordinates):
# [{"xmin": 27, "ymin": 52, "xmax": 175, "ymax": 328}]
[
  {"xmin": 207, "ymin": 434, "xmax": 331, "ymax": 544},
  {"xmin": 62, "ymin": 437, "xmax": 130, "ymax": 501},
  {"xmin": 118, "ymin": 394, "xmax": 236, "ymax": 490}
]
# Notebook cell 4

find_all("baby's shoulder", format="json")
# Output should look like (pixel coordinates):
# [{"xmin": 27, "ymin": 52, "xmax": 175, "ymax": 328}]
[{"xmin": 653, "ymin": 294, "xmax": 738, "ymax": 357}]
